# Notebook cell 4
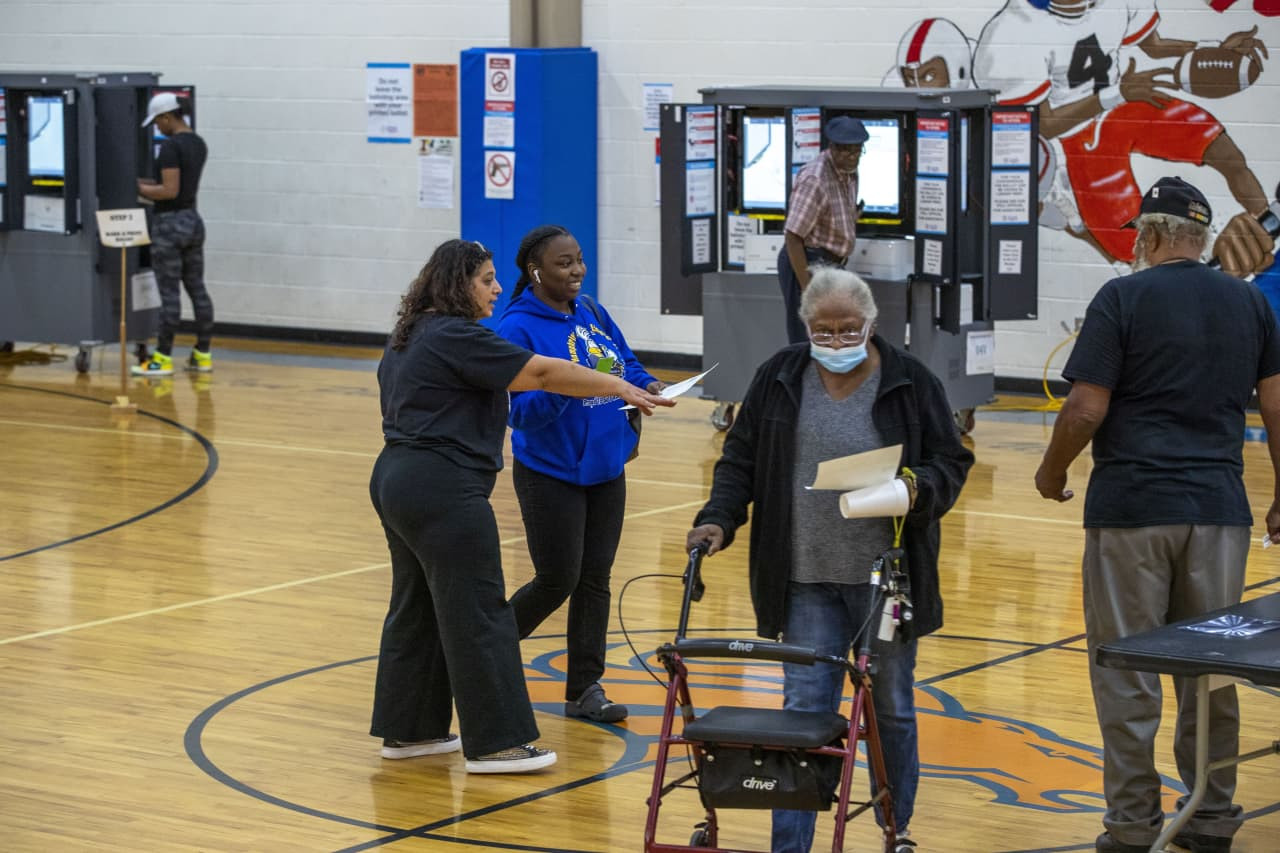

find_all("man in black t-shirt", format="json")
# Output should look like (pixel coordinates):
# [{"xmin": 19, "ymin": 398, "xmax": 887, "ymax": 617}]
[
  {"xmin": 1035, "ymin": 177, "xmax": 1280, "ymax": 853},
  {"xmin": 133, "ymin": 92, "xmax": 214, "ymax": 377}
]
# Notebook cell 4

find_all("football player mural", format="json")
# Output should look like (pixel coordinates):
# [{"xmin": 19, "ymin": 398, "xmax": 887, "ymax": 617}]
[{"xmin": 888, "ymin": 5, "xmax": 1276, "ymax": 282}]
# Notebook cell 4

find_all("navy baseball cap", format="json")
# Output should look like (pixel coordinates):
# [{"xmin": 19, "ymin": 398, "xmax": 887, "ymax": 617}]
[
  {"xmin": 1125, "ymin": 176, "xmax": 1212, "ymax": 228},
  {"xmin": 824, "ymin": 116, "xmax": 869, "ymax": 145}
]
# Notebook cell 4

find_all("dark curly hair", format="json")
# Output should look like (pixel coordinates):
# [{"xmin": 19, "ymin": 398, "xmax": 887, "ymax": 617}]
[
  {"xmin": 390, "ymin": 239, "xmax": 493, "ymax": 350},
  {"xmin": 508, "ymin": 224, "xmax": 572, "ymax": 305}
]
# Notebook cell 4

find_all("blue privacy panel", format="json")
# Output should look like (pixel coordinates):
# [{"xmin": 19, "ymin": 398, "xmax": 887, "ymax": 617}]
[{"xmin": 460, "ymin": 47, "xmax": 598, "ymax": 328}]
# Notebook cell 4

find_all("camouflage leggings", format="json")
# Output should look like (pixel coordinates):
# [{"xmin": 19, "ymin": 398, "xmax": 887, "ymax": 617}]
[{"xmin": 152, "ymin": 208, "xmax": 214, "ymax": 355}]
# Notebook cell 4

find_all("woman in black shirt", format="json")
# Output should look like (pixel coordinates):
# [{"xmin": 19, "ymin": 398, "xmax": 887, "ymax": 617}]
[{"xmin": 369, "ymin": 239, "xmax": 670, "ymax": 774}]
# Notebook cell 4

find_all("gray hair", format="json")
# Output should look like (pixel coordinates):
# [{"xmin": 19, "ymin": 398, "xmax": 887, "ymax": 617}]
[
  {"xmin": 799, "ymin": 266, "xmax": 879, "ymax": 325},
  {"xmin": 1135, "ymin": 212, "xmax": 1211, "ymax": 256}
]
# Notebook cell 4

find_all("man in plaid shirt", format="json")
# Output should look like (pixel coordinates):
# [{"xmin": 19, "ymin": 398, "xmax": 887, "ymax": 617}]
[{"xmin": 777, "ymin": 116, "xmax": 867, "ymax": 343}]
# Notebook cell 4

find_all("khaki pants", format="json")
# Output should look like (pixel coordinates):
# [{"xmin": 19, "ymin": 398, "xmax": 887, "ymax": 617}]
[{"xmin": 1082, "ymin": 524, "xmax": 1248, "ymax": 846}]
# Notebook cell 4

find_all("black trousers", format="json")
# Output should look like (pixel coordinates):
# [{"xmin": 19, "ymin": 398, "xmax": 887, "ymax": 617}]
[
  {"xmin": 152, "ymin": 209, "xmax": 214, "ymax": 354},
  {"xmin": 368, "ymin": 444, "xmax": 538, "ymax": 758},
  {"xmin": 510, "ymin": 459, "xmax": 626, "ymax": 701},
  {"xmin": 776, "ymin": 245, "xmax": 847, "ymax": 345}
]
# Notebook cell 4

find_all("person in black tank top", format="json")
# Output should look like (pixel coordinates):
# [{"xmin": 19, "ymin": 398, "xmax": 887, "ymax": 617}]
[{"xmin": 133, "ymin": 92, "xmax": 215, "ymax": 377}]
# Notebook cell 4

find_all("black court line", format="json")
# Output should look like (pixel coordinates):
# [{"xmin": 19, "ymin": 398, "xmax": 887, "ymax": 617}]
[
  {"xmin": 189, "ymin": 624, "xmax": 1280, "ymax": 853},
  {"xmin": 0, "ymin": 383, "xmax": 219, "ymax": 562},
  {"xmin": 186, "ymin": 653, "xmax": 637, "ymax": 853}
]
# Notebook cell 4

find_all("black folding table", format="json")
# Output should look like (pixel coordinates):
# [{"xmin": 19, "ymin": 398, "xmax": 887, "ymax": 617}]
[{"xmin": 1096, "ymin": 591, "xmax": 1280, "ymax": 852}]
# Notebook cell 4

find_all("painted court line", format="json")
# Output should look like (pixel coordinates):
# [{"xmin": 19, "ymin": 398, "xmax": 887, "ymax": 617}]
[
  {"xmin": 0, "ymin": 417, "xmax": 377, "ymax": 458},
  {"xmin": 0, "ymin": 500, "xmax": 710, "ymax": 646}
]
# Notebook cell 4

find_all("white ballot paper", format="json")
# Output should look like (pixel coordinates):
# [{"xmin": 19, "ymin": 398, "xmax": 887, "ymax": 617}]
[
  {"xmin": 621, "ymin": 363, "xmax": 718, "ymax": 409},
  {"xmin": 807, "ymin": 444, "xmax": 909, "ymax": 519}
]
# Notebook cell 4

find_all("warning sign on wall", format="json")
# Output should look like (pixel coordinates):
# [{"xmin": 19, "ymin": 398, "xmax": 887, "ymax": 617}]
[
  {"xmin": 484, "ymin": 53, "xmax": 516, "ymax": 103},
  {"xmin": 484, "ymin": 150, "xmax": 515, "ymax": 200}
]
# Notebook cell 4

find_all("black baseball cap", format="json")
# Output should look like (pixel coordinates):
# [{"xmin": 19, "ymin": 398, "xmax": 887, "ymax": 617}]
[
  {"xmin": 1124, "ymin": 176, "xmax": 1212, "ymax": 228},
  {"xmin": 824, "ymin": 116, "xmax": 869, "ymax": 145}
]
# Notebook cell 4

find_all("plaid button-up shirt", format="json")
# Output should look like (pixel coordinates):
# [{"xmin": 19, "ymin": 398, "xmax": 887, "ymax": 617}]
[{"xmin": 783, "ymin": 149, "xmax": 859, "ymax": 259}]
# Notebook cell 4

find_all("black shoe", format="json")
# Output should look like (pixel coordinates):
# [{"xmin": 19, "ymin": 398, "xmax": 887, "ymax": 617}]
[
  {"xmin": 1096, "ymin": 832, "xmax": 1152, "ymax": 853},
  {"xmin": 1173, "ymin": 832, "xmax": 1232, "ymax": 853},
  {"xmin": 565, "ymin": 683, "xmax": 627, "ymax": 722}
]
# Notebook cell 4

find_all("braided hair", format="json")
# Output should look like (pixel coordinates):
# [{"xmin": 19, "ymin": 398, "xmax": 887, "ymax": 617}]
[
  {"xmin": 509, "ymin": 224, "xmax": 572, "ymax": 304},
  {"xmin": 390, "ymin": 239, "xmax": 493, "ymax": 350}
]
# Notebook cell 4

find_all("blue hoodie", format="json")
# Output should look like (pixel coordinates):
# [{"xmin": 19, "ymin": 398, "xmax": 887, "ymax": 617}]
[{"xmin": 497, "ymin": 288, "xmax": 658, "ymax": 486}]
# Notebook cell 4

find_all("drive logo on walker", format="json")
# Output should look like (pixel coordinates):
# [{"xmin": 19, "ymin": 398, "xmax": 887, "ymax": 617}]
[
  {"xmin": 727, "ymin": 640, "xmax": 755, "ymax": 653},
  {"xmin": 741, "ymin": 776, "xmax": 778, "ymax": 791}
]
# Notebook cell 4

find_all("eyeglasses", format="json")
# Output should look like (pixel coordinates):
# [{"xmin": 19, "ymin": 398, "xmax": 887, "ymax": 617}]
[{"xmin": 808, "ymin": 320, "xmax": 871, "ymax": 346}]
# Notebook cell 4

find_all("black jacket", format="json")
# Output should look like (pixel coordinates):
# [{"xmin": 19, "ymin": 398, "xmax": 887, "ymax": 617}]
[{"xmin": 693, "ymin": 338, "xmax": 973, "ymax": 639}]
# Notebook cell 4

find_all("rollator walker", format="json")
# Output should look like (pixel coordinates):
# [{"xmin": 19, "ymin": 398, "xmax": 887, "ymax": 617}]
[{"xmin": 643, "ymin": 545, "xmax": 912, "ymax": 852}]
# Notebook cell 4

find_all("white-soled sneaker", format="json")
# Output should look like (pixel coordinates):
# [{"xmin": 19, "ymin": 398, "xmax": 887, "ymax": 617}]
[
  {"xmin": 464, "ymin": 744, "xmax": 557, "ymax": 774},
  {"xmin": 380, "ymin": 734, "xmax": 461, "ymax": 759}
]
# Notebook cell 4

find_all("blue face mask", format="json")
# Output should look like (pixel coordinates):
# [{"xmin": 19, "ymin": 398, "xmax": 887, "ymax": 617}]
[{"xmin": 809, "ymin": 341, "xmax": 867, "ymax": 373}]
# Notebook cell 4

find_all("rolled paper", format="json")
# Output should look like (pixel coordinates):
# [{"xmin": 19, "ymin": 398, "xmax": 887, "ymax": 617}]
[{"xmin": 839, "ymin": 478, "xmax": 910, "ymax": 519}]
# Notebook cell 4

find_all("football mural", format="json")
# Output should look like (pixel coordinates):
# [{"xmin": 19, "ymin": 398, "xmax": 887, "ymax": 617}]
[{"xmin": 887, "ymin": 2, "xmax": 1277, "ymax": 297}]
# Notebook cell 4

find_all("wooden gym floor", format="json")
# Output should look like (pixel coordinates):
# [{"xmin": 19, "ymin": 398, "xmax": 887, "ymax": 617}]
[{"xmin": 1, "ymin": 339, "xmax": 1277, "ymax": 852}]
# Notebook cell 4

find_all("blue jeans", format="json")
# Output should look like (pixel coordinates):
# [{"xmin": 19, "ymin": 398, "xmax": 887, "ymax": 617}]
[{"xmin": 771, "ymin": 582, "xmax": 918, "ymax": 853}]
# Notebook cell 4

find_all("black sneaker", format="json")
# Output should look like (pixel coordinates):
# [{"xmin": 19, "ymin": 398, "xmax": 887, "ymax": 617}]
[
  {"xmin": 1173, "ymin": 832, "xmax": 1232, "ymax": 853},
  {"xmin": 1096, "ymin": 832, "xmax": 1151, "ymax": 853},
  {"xmin": 380, "ymin": 734, "xmax": 461, "ymax": 759},
  {"xmin": 565, "ymin": 683, "xmax": 627, "ymax": 722},
  {"xmin": 464, "ymin": 744, "xmax": 557, "ymax": 774}
]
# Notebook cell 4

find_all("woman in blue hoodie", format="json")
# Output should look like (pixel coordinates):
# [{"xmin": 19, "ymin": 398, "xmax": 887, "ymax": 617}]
[{"xmin": 498, "ymin": 224, "xmax": 664, "ymax": 722}]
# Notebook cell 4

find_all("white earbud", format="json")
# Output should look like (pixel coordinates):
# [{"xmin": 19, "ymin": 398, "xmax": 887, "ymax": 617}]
[{"xmin": 533, "ymin": 269, "xmax": 542, "ymax": 284}]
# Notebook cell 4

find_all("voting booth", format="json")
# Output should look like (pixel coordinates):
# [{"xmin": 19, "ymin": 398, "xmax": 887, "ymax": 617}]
[
  {"xmin": 0, "ymin": 72, "xmax": 193, "ymax": 371},
  {"xmin": 658, "ymin": 87, "xmax": 1040, "ymax": 430}
]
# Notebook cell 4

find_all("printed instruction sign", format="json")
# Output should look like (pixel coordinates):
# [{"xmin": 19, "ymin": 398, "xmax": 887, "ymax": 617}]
[
  {"xmin": 643, "ymin": 83, "xmax": 673, "ymax": 133},
  {"xmin": 791, "ymin": 108, "xmax": 821, "ymax": 166},
  {"xmin": 726, "ymin": 214, "xmax": 758, "ymax": 267},
  {"xmin": 417, "ymin": 137, "xmax": 454, "ymax": 209},
  {"xmin": 685, "ymin": 160, "xmax": 715, "ymax": 217},
  {"xmin": 991, "ymin": 170, "xmax": 1031, "ymax": 225},
  {"xmin": 915, "ymin": 177, "xmax": 947, "ymax": 234},
  {"xmin": 992, "ymin": 111, "xmax": 1032, "ymax": 167},
  {"xmin": 998, "ymin": 239, "xmax": 1023, "ymax": 274},
  {"xmin": 483, "ymin": 102, "xmax": 515, "ymax": 148},
  {"xmin": 131, "ymin": 270, "xmax": 161, "ymax": 311},
  {"xmin": 916, "ymin": 116, "xmax": 949, "ymax": 176},
  {"xmin": 484, "ymin": 149, "xmax": 515, "ymax": 200},
  {"xmin": 94, "ymin": 208, "xmax": 151, "ymax": 247},
  {"xmin": 966, "ymin": 330, "xmax": 995, "ymax": 375},
  {"xmin": 366, "ymin": 62, "xmax": 413, "ymax": 142},
  {"xmin": 484, "ymin": 53, "xmax": 516, "ymax": 102},
  {"xmin": 922, "ymin": 238, "xmax": 943, "ymax": 276},
  {"xmin": 691, "ymin": 218, "xmax": 711, "ymax": 265},
  {"xmin": 412, "ymin": 63, "xmax": 458, "ymax": 138},
  {"xmin": 685, "ymin": 106, "xmax": 716, "ymax": 161}
]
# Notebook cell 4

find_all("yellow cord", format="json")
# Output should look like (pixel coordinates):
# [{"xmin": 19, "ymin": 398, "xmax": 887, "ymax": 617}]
[
  {"xmin": 980, "ymin": 331, "xmax": 1078, "ymax": 414},
  {"xmin": 892, "ymin": 466, "xmax": 916, "ymax": 547}
]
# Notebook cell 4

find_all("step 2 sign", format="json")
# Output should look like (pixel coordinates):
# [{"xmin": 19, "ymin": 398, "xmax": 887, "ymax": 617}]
[
  {"xmin": 95, "ymin": 208, "xmax": 150, "ymax": 247},
  {"xmin": 484, "ymin": 150, "xmax": 515, "ymax": 200}
]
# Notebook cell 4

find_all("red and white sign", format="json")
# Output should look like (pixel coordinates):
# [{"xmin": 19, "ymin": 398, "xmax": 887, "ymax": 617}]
[
  {"xmin": 485, "ymin": 53, "xmax": 516, "ymax": 102},
  {"xmin": 484, "ymin": 150, "xmax": 515, "ymax": 199}
]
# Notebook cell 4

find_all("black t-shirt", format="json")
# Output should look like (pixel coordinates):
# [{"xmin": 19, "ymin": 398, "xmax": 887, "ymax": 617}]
[
  {"xmin": 378, "ymin": 314, "xmax": 534, "ymax": 471},
  {"xmin": 1064, "ymin": 260, "xmax": 1280, "ymax": 527},
  {"xmin": 153, "ymin": 132, "xmax": 208, "ymax": 214}
]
